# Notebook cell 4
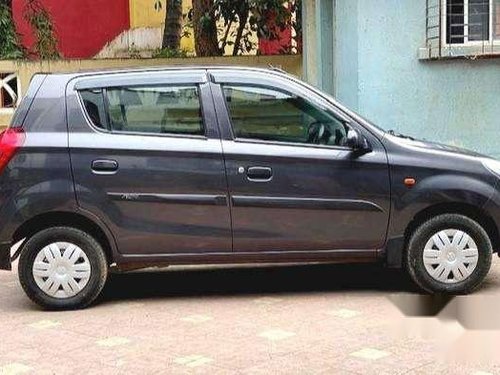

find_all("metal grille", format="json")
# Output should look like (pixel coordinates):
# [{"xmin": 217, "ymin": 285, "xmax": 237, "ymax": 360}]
[{"xmin": 424, "ymin": 0, "xmax": 500, "ymax": 59}]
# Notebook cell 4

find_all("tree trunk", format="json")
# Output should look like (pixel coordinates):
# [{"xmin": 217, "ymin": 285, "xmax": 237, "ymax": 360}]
[
  {"xmin": 232, "ymin": 5, "xmax": 249, "ymax": 56},
  {"xmin": 162, "ymin": 0, "xmax": 183, "ymax": 50},
  {"xmin": 294, "ymin": 0, "xmax": 303, "ymax": 54},
  {"xmin": 192, "ymin": 0, "xmax": 220, "ymax": 56}
]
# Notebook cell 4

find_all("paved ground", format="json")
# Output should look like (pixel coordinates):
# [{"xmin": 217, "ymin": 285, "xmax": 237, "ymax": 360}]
[{"xmin": 2, "ymin": 258, "xmax": 500, "ymax": 375}]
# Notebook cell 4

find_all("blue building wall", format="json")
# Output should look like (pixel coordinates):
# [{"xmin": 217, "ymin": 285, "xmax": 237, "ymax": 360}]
[{"xmin": 332, "ymin": 0, "xmax": 500, "ymax": 158}]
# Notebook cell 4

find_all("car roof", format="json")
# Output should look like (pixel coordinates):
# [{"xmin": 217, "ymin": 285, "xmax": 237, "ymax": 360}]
[{"xmin": 34, "ymin": 65, "xmax": 293, "ymax": 79}]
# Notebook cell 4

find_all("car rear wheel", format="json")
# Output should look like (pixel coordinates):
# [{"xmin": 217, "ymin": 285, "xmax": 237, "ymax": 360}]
[
  {"xmin": 18, "ymin": 227, "xmax": 108, "ymax": 310},
  {"xmin": 405, "ymin": 214, "xmax": 492, "ymax": 294}
]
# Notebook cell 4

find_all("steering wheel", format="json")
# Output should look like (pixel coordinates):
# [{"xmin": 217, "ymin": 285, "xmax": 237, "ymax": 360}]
[
  {"xmin": 307, "ymin": 122, "xmax": 336, "ymax": 145},
  {"xmin": 308, "ymin": 121, "xmax": 348, "ymax": 146}
]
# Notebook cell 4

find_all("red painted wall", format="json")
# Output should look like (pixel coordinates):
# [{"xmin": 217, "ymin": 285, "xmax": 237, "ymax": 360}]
[
  {"xmin": 13, "ymin": 0, "xmax": 130, "ymax": 59},
  {"xmin": 258, "ymin": 8, "xmax": 293, "ymax": 56},
  {"xmin": 259, "ymin": 28, "xmax": 292, "ymax": 55}
]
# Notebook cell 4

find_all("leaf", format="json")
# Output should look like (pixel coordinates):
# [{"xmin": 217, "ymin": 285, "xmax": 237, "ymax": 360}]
[{"xmin": 0, "ymin": 3, "xmax": 26, "ymax": 59}]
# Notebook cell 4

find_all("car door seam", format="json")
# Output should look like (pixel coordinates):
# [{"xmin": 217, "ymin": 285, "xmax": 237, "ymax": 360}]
[{"xmin": 207, "ymin": 74, "xmax": 235, "ymax": 252}]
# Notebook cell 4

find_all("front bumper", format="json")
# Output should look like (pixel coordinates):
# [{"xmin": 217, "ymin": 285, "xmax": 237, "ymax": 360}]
[
  {"xmin": 483, "ymin": 190, "xmax": 500, "ymax": 253},
  {"xmin": 0, "ymin": 241, "xmax": 11, "ymax": 270}
]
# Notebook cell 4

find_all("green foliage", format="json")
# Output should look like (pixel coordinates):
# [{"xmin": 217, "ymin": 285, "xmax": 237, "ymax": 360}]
[
  {"xmin": 153, "ymin": 47, "xmax": 188, "ymax": 58},
  {"xmin": 0, "ymin": 4, "xmax": 25, "ymax": 59},
  {"xmin": 192, "ymin": 0, "xmax": 301, "ymax": 56},
  {"xmin": 127, "ymin": 42, "xmax": 142, "ymax": 59},
  {"xmin": 24, "ymin": 0, "xmax": 60, "ymax": 59}
]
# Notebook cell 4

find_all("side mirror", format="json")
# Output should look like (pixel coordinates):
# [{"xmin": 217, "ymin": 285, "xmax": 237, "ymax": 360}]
[{"xmin": 345, "ymin": 128, "xmax": 371, "ymax": 153}]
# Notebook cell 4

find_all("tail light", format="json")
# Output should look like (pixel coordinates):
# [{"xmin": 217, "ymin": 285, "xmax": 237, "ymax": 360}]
[{"xmin": 0, "ymin": 128, "xmax": 25, "ymax": 175}]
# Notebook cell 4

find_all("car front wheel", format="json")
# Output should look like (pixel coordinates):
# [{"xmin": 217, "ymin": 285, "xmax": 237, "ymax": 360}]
[
  {"xmin": 405, "ymin": 214, "xmax": 492, "ymax": 294},
  {"xmin": 18, "ymin": 227, "xmax": 108, "ymax": 310}
]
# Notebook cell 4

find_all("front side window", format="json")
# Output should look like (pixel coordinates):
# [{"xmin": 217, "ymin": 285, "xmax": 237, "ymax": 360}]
[
  {"xmin": 81, "ymin": 85, "xmax": 204, "ymax": 136},
  {"xmin": 223, "ymin": 85, "xmax": 348, "ymax": 147}
]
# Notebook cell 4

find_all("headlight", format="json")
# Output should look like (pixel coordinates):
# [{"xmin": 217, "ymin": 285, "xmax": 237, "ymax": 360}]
[{"xmin": 482, "ymin": 158, "xmax": 500, "ymax": 178}]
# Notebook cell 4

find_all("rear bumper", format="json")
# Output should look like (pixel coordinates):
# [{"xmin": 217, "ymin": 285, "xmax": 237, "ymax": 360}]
[{"xmin": 0, "ymin": 241, "xmax": 11, "ymax": 270}]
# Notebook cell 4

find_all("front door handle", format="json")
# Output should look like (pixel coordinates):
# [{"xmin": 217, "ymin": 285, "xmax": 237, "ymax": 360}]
[
  {"xmin": 246, "ymin": 166, "xmax": 273, "ymax": 182},
  {"xmin": 91, "ymin": 159, "xmax": 118, "ymax": 174}
]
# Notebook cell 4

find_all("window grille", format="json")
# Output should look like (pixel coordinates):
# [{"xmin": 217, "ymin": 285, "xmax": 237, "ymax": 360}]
[
  {"xmin": 424, "ymin": 0, "xmax": 500, "ymax": 59},
  {"xmin": 0, "ymin": 73, "xmax": 20, "ymax": 111}
]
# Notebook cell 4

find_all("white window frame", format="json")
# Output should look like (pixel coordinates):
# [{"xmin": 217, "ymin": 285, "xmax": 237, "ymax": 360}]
[
  {"xmin": 0, "ymin": 73, "xmax": 21, "ymax": 115},
  {"xmin": 442, "ymin": 0, "xmax": 499, "ymax": 47}
]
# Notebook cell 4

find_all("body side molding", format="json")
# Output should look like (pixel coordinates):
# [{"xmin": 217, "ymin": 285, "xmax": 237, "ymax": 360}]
[
  {"xmin": 108, "ymin": 193, "xmax": 228, "ymax": 206},
  {"xmin": 231, "ymin": 196, "xmax": 384, "ymax": 212}
]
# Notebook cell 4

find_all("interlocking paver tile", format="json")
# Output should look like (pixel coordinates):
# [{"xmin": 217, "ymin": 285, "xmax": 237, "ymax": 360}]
[
  {"xmin": 253, "ymin": 297, "xmax": 284, "ymax": 305},
  {"xmin": 349, "ymin": 348, "xmax": 391, "ymax": 361},
  {"xmin": 180, "ymin": 314, "xmax": 213, "ymax": 324},
  {"xmin": 96, "ymin": 337, "xmax": 131, "ymax": 347},
  {"xmin": 258, "ymin": 329, "xmax": 296, "ymax": 341},
  {"xmin": 0, "ymin": 363, "xmax": 32, "ymax": 375},
  {"xmin": 28, "ymin": 320, "xmax": 61, "ymax": 330},
  {"xmin": 174, "ymin": 355, "xmax": 213, "ymax": 368},
  {"xmin": 2, "ymin": 260, "xmax": 500, "ymax": 373},
  {"xmin": 328, "ymin": 308, "xmax": 361, "ymax": 319}
]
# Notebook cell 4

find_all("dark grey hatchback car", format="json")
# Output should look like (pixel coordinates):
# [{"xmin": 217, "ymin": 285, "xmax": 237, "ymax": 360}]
[{"xmin": 0, "ymin": 66, "xmax": 499, "ymax": 309}]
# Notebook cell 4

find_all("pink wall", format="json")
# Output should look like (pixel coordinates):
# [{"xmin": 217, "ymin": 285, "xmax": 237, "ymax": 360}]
[
  {"xmin": 258, "ymin": 8, "xmax": 293, "ymax": 56},
  {"xmin": 13, "ymin": 0, "xmax": 130, "ymax": 58},
  {"xmin": 259, "ymin": 28, "xmax": 292, "ymax": 55}
]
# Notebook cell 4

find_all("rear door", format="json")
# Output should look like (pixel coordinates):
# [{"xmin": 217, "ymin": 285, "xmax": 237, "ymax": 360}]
[
  {"xmin": 210, "ymin": 69, "xmax": 390, "ymax": 254},
  {"xmin": 66, "ymin": 70, "xmax": 232, "ymax": 255}
]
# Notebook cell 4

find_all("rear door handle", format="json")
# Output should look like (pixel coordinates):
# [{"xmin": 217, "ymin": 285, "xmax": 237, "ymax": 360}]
[
  {"xmin": 91, "ymin": 159, "xmax": 118, "ymax": 174},
  {"xmin": 246, "ymin": 166, "xmax": 273, "ymax": 182}
]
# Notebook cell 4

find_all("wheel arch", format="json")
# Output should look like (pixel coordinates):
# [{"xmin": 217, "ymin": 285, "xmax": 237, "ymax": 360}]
[
  {"xmin": 405, "ymin": 202, "xmax": 499, "ymax": 254},
  {"xmin": 385, "ymin": 202, "xmax": 499, "ymax": 269},
  {"xmin": 12, "ymin": 211, "xmax": 117, "ymax": 265}
]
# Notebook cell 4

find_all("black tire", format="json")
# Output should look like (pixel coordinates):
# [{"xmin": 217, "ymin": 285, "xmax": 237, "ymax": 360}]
[
  {"xmin": 18, "ymin": 227, "xmax": 108, "ymax": 310},
  {"xmin": 405, "ymin": 214, "xmax": 492, "ymax": 294}
]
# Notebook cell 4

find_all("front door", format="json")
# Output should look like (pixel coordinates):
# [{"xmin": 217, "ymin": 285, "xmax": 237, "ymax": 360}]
[
  {"xmin": 210, "ymin": 70, "xmax": 390, "ymax": 254},
  {"xmin": 67, "ymin": 70, "xmax": 232, "ymax": 255}
]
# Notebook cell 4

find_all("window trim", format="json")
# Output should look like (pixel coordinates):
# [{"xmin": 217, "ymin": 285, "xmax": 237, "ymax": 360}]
[
  {"xmin": 73, "ymin": 69, "xmax": 207, "ymax": 91},
  {"xmin": 220, "ymin": 83, "xmax": 353, "ymax": 151},
  {"xmin": 232, "ymin": 136, "xmax": 354, "ymax": 152},
  {"xmin": 78, "ymin": 88, "xmax": 109, "ymax": 132},
  {"xmin": 77, "ymin": 84, "xmax": 209, "ymax": 140}
]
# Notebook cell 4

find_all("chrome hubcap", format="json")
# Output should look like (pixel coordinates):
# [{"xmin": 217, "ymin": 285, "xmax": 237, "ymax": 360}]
[
  {"xmin": 423, "ymin": 229, "xmax": 479, "ymax": 284},
  {"xmin": 32, "ymin": 242, "xmax": 91, "ymax": 299}
]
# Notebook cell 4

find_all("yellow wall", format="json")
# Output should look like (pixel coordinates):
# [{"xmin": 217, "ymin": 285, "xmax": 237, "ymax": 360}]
[
  {"xmin": 129, "ymin": 0, "xmax": 194, "ymax": 52},
  {"xmin": 180, "ymin": 0, "xmax": 194, "ymax": 53},
  {"xmin": 127, "ymin": 0, "xmax": 262, "ymax": 55},
  {"xmin": 129, "ymin": 0, "xmax": 165, "ymax": 28}
]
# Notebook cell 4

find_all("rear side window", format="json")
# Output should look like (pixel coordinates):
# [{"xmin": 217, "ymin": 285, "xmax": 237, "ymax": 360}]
[
  {"xmin": 80, "ymin": 89, "xmax": 107, "ymax": 130},
  {"xmin": 80, "ymin": 85, "xmax": 204, "ymax": 136}
]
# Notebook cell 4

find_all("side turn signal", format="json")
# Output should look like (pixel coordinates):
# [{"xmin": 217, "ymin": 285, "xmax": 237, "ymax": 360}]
[{"xmin": 404, "ymin": 178, "xmax": 416, "ymax": 188}]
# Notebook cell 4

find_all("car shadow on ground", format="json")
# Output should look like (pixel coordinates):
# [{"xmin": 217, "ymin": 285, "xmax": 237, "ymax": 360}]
[{"xmin": 101, "ymin": 263, "xmax": 418, "ymax": 303}]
